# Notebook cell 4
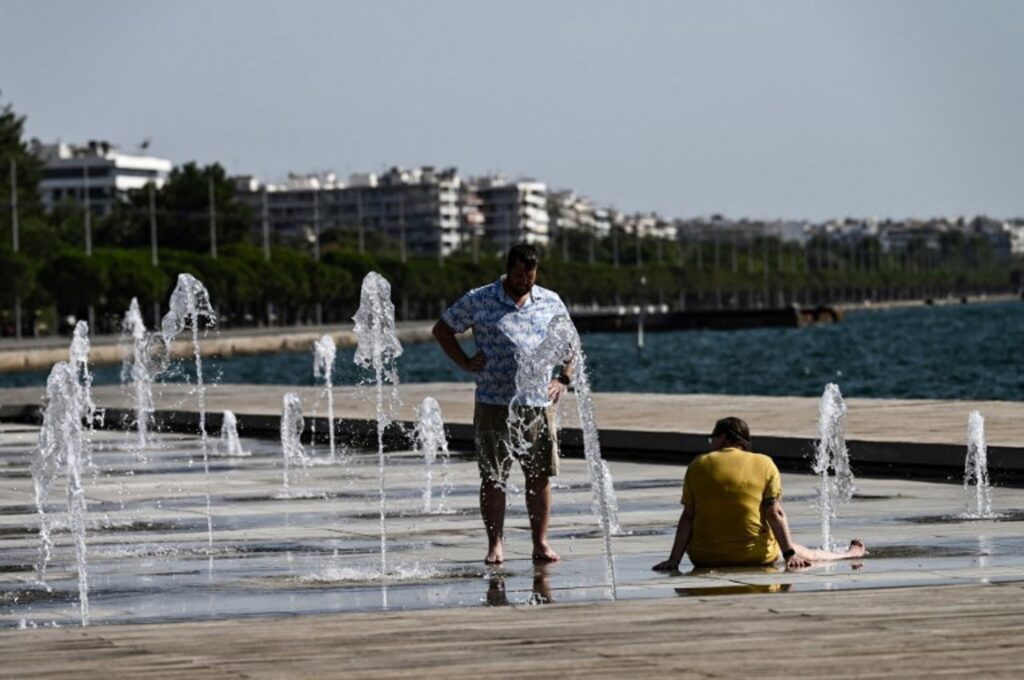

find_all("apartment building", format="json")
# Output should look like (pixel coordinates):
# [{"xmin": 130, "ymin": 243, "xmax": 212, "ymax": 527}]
[
  {"xmin": 236, "ymin": 166, "xmax": 465, "ymax": 257},
  {"xmin": 33, "ymin": 140, "xmax": 173, "ymax": 216},
  {"xmin": 473, "ymin": 177, "xmax": 550, "ymax": 249}
]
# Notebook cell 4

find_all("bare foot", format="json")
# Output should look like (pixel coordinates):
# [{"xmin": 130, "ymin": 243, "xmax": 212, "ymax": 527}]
[
  {"xmin": 847, "ymin": 539, "xmax": 867, "ymax": 558},
  {"xmin": 532, "ymin": 543, "xmax": 560, "ymax": 562},
  {"xmin": 485, "ymin": 541, "xmax": 504, "ymax": 565}
]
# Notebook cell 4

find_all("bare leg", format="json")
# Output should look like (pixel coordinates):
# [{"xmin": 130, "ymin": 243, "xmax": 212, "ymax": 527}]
[
  {"xmin": 480, "ymin": 481, "xmax": 506, "ymax": 564},
  {"xmin": 795, "ymin": 539, "xmax": 867, "ymax": 562},
  {"xmin": 525, "ymin": 474, "xmax": 559, "ymax": 562}
]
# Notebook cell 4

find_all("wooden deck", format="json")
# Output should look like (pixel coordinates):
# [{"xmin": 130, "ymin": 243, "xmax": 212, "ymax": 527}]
[{"xmin": 3, "ymin": 582, "xmax": 1023, "ymax": 678}]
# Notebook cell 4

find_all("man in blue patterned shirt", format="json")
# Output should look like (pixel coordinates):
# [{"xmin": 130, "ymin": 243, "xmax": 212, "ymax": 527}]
[{"xmin": 433, "ymin": 244, "xmax": 573, "ymax": 564}]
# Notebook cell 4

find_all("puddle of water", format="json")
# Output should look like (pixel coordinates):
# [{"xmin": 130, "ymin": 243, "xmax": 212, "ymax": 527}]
[
  {"xmin": 676, "ymin": 583, "xmax": 792, "ymax": 596},
  {"xmin": 905, "ymin": 510, "xmax": 1024, "ymax": 524}
]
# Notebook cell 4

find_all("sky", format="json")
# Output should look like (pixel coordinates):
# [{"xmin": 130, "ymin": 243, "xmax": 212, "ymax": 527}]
[{"xmin": 2, "ymin": 0, "xmax": 1022, "ymax": 221}]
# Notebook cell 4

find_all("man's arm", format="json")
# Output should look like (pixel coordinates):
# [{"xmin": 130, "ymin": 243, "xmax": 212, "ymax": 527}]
[
  {"xmin": 432, "ymin": 320, "xmax": 485, "ymax": 373},
  {"xmin": 764, "ymin": 498, "xmax": 811, "ymax": 569},
  {"xmin": 652, "ymin": 503, "xmax": 695, "ymax": 571},
  {"xmin": 546, "ymin": 313, "xmax": 576, "ymax": 403},
  {"xmin": 547, "ymin": 365, "xmax": 570, "ymax": 403}
]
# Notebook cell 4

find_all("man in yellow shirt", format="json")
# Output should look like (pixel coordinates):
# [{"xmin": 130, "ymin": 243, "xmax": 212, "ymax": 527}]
[{"xmin": 653, "ymin": 417, "xmax": 866, "ymax": 571}]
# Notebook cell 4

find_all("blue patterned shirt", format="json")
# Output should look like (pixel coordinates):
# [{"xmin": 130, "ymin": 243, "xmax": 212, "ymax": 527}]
[{"xmin": 442, "ymin": 277, "xmax": 570, "ymax": 406}]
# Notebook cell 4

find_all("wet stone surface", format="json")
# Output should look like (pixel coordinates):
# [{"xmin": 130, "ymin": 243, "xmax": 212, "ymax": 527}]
[{"xmin": 2, "ymin": 423, "xmax": 1024, "ymax": 627}]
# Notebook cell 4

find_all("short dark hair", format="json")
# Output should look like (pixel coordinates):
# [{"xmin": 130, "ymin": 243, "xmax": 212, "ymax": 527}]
[
  {"xmin": 506, "ymin": 243, "xmax": 539, "ymax": 271},
  {"xmin": 711, "ymin": 417, "xmax": 751, "ymax": 451}
]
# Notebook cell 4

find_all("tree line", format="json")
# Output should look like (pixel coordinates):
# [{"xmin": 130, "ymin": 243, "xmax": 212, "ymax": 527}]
[{"xmin": 0, "ymin": 98, "xmax": 1019, "ymax": 336}]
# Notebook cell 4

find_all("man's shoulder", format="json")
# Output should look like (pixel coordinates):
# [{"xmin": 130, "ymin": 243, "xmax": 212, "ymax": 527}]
[
  {"xmin": 470, "ymin": 280, "xmax": 502, "ymax": 297},
  {"xmin": 687, "ymin": 452, "xmax": 711, "ymax": 471},
  {"xmin": 533, "ymin": 284, "xmax": 568, "ymax": 309},
  {"xmin": 457, "ymin": 280, "xmax": 502, "ymax": 305},
  {"xmin": 748, "ymin": 451, "xmax": 779, "ymax": 471}
]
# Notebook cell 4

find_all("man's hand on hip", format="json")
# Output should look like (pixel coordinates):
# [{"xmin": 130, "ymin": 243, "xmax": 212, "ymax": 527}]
[{"xmin": 463, "ymin": 350, "xmax": 487, "ymax": 373}]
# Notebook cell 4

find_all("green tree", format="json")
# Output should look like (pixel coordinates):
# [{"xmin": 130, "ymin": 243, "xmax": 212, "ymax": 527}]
[
  {"xmin": 38, "ymin": 250, "xmax": 109, "ymax": 321},
  {"xmin": 0, "ymin": 248, "xmax": 36, "ymax": 306},
  {"xmin": 94, "ymin": 249, "xmax": 168, "ymax": 316},
  {"xmin": 0, "ymin": 98, "xmax": 44, "ymax": 247},
  {"xmin": 124, "ymin": 162, "xmax": 253, "ymax": 253}
]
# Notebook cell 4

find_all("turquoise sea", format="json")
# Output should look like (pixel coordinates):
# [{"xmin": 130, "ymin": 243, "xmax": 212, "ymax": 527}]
[{"xmin": 3, "ymin": 301, "xmax": 1022, "ymax": 401}]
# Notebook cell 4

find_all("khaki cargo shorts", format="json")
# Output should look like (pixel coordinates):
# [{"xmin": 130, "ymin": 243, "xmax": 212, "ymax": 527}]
[{"xmin": 473, "ymin": 402, "xmax": 559, "ymax": 484}]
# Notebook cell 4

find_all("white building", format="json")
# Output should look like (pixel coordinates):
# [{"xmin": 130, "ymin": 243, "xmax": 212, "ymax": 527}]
[
  {"xmin": 236, "ymin": 166, "xmax": 466, "ymax": 257},
  {"xmin": 473, "ymin": 177, "xmax": 550, "ymax": 249},
  {"xmin": 33, "ymin": 140, "xmax": 173, "ymax": 215}
]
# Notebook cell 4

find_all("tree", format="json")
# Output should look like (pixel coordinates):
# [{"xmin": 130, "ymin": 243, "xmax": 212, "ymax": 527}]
[
  {"xmin": 122, "ymin": 162, "xmax": 254, "ymax": 253},
  {"xmin": 0, "ymin": 97, "xmax": 44, "ymax": 251},
  {"xmin": 0, "ymin": 248, "xmax": 36, "ymax": 305},
  {"xmin": 94, "ymin": 249, "xmax": 168, "ymax": 315},
  {"xmin": 38, "ymin": 251, "xmax": 108, "ymax": 321}
]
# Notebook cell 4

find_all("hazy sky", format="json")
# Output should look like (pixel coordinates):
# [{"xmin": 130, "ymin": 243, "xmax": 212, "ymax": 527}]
[{"xmin": 2, "ymin": 1, "xmax": 1022, "ymax": 221}]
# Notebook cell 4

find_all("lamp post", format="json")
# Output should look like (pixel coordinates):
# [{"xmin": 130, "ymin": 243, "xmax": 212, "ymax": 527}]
[
  {"xmin": 208, "ymin": 176, "xmax": 217, "ymax": 259},
  {"xmin": 10, "ymin": 159, "xmax": 20, "ymax": 339},
  {"xmin": 356, "ymin": 190, "xmax": 365, "ymax": 254},
  {"xmin": 313, "ymin": 185, "xmax": 322, "ymax": 325},
  {"xmin": 83, "ymin": 165, "xmax": 95, "ymax": 332},
  {"xmin": 399, "ymin": 196, "xmax": 407, "ymax": 264},
  {"xmin": 262, "ymin": 186, "xmax": 272, "ymax": 327},
  {"xmin": 149, "ymin": 183, "xmax": 161, "ymax": 323}
]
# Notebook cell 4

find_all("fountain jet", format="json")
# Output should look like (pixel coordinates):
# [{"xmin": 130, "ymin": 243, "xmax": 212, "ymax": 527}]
[
  {"xmin": 161, "ymin": 273, "xmax": 217, "ymax": 549},
  {"xmin": 280, "ymin": 393, "xmax": 308, "ymax": 494},
  {"xmin": 32, "ymin": 359, "xmax": 92, "ymax": 625},
  {"xmin": 963, "ymin": 410, "xmax": 994, "ymax": 518},
  {"xmin": 414, "ymin": 397, "xmax": 452, "ymax": 514},
  {"xmin": 512, "ymin": 314, "xmax": 619, "ymax": 599},
  {"xmin": 219, "ymin": 410, "xmax": 250, "ymax": 457},
  {"xmin": 313, "ymin": 334, "xmax": 338, "ymax": 463},
  {"xmin": 121, "ymin": 298, "xmax": 154, "ymax": 451},
  {"xmin": 353, "ymin": 271, "xmax": 403, "ymax": 606},
  {"xmin": 812, "ymin": 383, "xmax": 856, "ymax": 552}
]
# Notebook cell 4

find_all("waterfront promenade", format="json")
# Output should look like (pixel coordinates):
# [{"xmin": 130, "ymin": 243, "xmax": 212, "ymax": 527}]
[
  {"xmin": 2, "ymin": 382, "xmax": 1021, "ymax": 477},
  {"xmin": 0, "ymin": 323, "xmax": 443, "ymax": 374},
  {"xmin": 2, "ymin": 386, "xmax": 1023, "ymax": 676}
]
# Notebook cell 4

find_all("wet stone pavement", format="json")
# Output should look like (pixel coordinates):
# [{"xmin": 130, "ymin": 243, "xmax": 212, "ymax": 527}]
[{"xmin": 2, "ymin": 421, "xmax": 1024, "ymax": 628}]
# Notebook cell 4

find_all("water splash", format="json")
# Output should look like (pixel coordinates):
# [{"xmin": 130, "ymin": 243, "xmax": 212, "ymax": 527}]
[
  {"xmin": 414, "ymin": 397, "xmax": 452, "ymax": 514},
  {"xmin": 69, "ymin": 321, "xmax": 97, "ymax": 426},
  {"xmin": 69, "ymin": 322, "xmax": 99, "ymax": 472},
  {"xmin": 280, "ymin": 393, "xmax": 308, "ymax": 495},
  {"xmin": 512, "ymin": 314, "xmax": 619, "ymax": 599},
  {"xmin": 31, "ymin": 361, "xmax": 91, "ymax": 626},
  {"xmin": 313, "ymin": 334, "xmax": 338, "ymax": 463},
  {"xmin": 121, "ymin": 298, "xmax": 154, "ymax": 451},
  {"xmin": 963, "ymin": 411, "xmax": 994, "ymax": 518},
  {"xmin": 812, "ymin": 383, "xmax": 856, "ymax": 552},
  {"xmin": 218, "ymin": 410, "xmax": 250, "ymax": 457},
  {"xmin": 353, "ymin": 271, "xmax": 403, "ymax": 607},
  {"xmin": 161, "ymin": 273, "xmax": 217, "ymax": 549}
]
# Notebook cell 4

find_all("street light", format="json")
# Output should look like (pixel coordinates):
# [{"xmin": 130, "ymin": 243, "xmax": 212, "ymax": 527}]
[{"xmin": 9, "ymin": 158, "xmax": 21, "ymax": 339}]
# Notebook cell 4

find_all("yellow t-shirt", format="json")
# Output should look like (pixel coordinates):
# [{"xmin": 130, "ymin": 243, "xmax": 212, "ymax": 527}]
[{"xmin": 681, "ymin": 447, "xmax": 782, "ymax": 567}]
